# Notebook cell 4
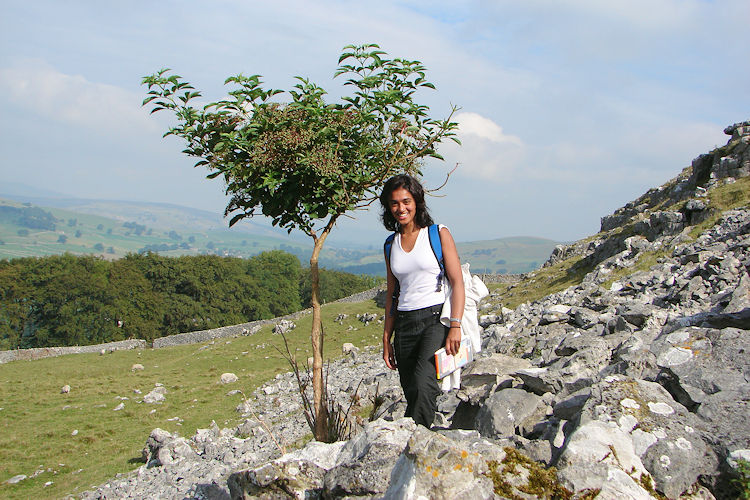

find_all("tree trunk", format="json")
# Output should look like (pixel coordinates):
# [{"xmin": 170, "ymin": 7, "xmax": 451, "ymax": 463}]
[{"xmin": 310, "ymin": 228, "xmax": 330, "ymax": 441}]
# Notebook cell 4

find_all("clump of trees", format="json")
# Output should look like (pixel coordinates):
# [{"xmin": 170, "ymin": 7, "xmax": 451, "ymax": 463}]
[
  {"xmin": 0, "ymin": 252, "xmax": 378, "ymax": 350},
  {"xmin": 0, "ymin": 206, "xmax": 57, "ymax": 231}
]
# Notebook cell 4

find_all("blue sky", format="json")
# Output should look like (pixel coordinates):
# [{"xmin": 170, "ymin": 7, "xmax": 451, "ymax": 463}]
[{"xmin": 1, "ymin": 0, "xmax": 748, "ymax": 246}]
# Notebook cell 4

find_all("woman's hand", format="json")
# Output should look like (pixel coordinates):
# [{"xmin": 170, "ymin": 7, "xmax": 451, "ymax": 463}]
[
  {"xmin": 383, "ymin": 340, "xmax": 397, "ymax": 370},
  {"xmin": 445, "ymin": 326, "xmax": 461, "ymax": 356}
]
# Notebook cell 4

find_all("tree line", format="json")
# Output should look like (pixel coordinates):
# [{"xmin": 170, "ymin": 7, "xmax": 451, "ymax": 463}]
[{"xmin": 0, "ymin": 251, "xmax": 379, "ymax": 350}]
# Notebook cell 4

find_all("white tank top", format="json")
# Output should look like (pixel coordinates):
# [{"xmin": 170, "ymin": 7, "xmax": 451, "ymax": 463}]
[{"xmin": 390, "ymin": 225, "xmax": 446, "ymax": 311}]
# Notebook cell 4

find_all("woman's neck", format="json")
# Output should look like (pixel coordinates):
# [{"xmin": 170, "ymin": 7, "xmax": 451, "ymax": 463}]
[{"xmin": 399, "ymin": 223, "xmax": 420, "ymax": 235}]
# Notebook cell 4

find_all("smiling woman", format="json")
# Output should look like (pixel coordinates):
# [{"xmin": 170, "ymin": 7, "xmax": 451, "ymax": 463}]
[{"xmin": 379, "ymin": 174, "xmax": 465, "ymax": 428}]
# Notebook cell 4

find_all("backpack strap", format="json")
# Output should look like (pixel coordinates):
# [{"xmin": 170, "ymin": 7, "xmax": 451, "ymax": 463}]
[
  {"xmin": 427, "ymin": 224, "xmax": 445, "ymax": 291},
  {"xmin": 384, "ymin": 232, "xmax": 399, "ymax": 315},
  {"xmin": 384, "ymin": 232, "xmax": 396, "ymax": 263}
]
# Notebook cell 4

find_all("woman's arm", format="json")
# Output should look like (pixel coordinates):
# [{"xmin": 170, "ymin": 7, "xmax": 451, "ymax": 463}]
[
  {"xmin": 382, "ymin": 255, "xmax": 398, "ymax": 370},
  {"xmin": 440, "ymin": 226, "xmax": 465, "ymax": 356}
]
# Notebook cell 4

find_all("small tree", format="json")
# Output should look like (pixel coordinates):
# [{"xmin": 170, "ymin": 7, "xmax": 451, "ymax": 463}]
[{"xmin": 142, "ymin": 43, "xmax": 458, "ymax": 440}]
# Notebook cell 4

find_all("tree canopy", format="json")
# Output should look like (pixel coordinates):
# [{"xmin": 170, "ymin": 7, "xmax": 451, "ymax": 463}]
[{"xmin": 0, "ymin": 252, "xmax": 377, "ymax": 350}]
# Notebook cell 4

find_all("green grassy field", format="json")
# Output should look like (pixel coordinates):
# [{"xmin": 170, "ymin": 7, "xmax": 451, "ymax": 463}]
[
  {"xmin": 457, "ymin": 236, "xmax": 562, "ymax": 275},
  {"xmin": 0, "ymin": 198, "xmax": 563, "ymax": 274},
  {"xmin": 0, "ymin": 198, "xmax": 297, "ymax": 261},
  {"xmin": 0, "ymin": 300, "xmax": 384, "ymax": 500}
]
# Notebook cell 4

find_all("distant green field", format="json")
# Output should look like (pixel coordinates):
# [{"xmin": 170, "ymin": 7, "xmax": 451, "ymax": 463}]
[
  {"xmin": 0, "ymin": 198, "xmax": 562, "ymax": 274},
  {"xmin": 0, "ymin": 198, "xmax": 308, "ymax": 262},
  {"xmin": 457, "ymin": 236, "xmax": 562, "ymax": 274}
]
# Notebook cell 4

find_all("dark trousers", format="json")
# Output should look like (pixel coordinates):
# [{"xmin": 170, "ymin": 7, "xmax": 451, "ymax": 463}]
[{"xmin": 394, "ymin": 303, "xmax": 448, "ymax": 428}]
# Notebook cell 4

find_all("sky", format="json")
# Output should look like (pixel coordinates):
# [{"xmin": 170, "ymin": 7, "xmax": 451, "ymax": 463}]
[{"xmin": 1, "ymin": 0, "xmax": 748, "ymax": 247}]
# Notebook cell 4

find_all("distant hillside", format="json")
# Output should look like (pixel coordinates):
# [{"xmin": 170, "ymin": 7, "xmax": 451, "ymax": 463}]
[
  {"xmin": 0, "ymin": 195, "xmax": 295, "ymax": 239},
  {"xmin": 0, "ymin": 198, "xmax": 306, "ymax": 261},
  {"xmin": 0, "ymin": 196, "xmax": 563, "ymax": 273},
  {"xmin": 338, "ymin": 236, "xmax": 562, "ymax": 276},
  {"xmin": 457, "ymin": 236, "xmax": 562, "ymax": 274}
]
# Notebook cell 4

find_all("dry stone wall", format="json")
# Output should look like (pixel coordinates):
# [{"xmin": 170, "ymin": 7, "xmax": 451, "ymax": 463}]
[
  {"xmin": 151, "ymin": 309, "xmax": 313, "ymax": 349},
  {"xmin": 0, "ymin": 339, "xmax": 147, "ymax": 364}
]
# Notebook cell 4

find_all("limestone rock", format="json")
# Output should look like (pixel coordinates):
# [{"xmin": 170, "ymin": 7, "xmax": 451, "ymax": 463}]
[
  {"xmin": 514, "ymin": 367, "xmax": 558, "ymax": 395},
  {"xmin": 220, "ymin": 373, "xmax": 239, "ymax": 384},
  {"xmin": 579, "ymin": 376, "xmax": 718, "ymax": 498},
  {"xmin": 555, "ymin": 420, "xmax": 649, "ymax": 496},
  {"xmin": 323, "ymin": 418, "xmax": 416, "ymax": 497},
  {"xmin": 341, "ymin": 342, "xmax": 359, "ymax": 355},
  {"xmin": 557, "ymin": 461, "xmax": 653, "ymax": 500},
  {"xmin": 357, "ymin": 312, "xmax": 377, "ymax": 325},
  {"xmin": 228, "ymin": 440, "xmax": 346, "ymax": 499},
  {"xmin": 142, "ymin": 428, "xmax": 198, "ymax": 467},
  {"xmin": 479, "ymin": 313, "xmax": 501, "ymax": 327},
  {"xmin": 552, "ymin": 388, "xmax": 591, "ymax": 420},
  {"xmin": 144, "ymin": 385, "xmax": 167, "ymax": 404},
  {"xmin": 475, "ymin": 388, "xmax": 546, "ymax": 439},
  {"xmin": 384, "ymin": 425, "xmax": 495, "ymax": 499},
  {"xmin": 272, "ymin": 320, "xmax": 295, "ymax": 335},
  {"xmin": 458, "ymin": 353, "xmax": 530, "ymax": 404}
]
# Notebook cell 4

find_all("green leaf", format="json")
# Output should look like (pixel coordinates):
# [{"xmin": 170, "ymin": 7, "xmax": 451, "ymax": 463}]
[{"xmin": 228, "ymin": 214, "xmax": 244, "ymax": 227}]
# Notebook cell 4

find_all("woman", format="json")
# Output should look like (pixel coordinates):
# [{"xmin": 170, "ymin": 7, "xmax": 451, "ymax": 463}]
[{"xmin": 380, "ymin": 174, "xmax": 465, "ymax": 428}]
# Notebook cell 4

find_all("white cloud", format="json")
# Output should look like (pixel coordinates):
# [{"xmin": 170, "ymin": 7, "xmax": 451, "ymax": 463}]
[
  {"xmin": 440, "ymin": 112, "xmax": 525, "ymax": 181},
  {"xmin": 456, "ymin": 112, "xmax": 523, "ymax": 146},
  {"xmin": 0, "ymin": 59, "xmax": 158, "ymax": 135}
]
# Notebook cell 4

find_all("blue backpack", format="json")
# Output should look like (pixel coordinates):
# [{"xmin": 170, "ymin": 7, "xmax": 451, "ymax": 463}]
[{"xmin": 384, "ymin": 224, "xmax": 446, "ymax": 312}]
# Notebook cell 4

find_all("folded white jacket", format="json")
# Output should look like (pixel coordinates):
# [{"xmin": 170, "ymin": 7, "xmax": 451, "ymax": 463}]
[{"xmin": 439, "ymin": 263, "xmax": 489, "ymax": 391}]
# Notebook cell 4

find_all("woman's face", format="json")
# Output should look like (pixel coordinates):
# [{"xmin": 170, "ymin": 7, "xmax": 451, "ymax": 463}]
[{"xmin": 389, "ymin": 187, "xmax": 416, "ymax": 228}]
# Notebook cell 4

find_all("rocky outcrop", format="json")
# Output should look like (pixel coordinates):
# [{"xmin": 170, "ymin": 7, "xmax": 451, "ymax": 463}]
[
  {"xmin": 83, "ymin": 123, "xmax": 749, "ymax": 499},
  {"xmin": 545, "ymin": 120, "xmax": 749, "ymax": 270}
]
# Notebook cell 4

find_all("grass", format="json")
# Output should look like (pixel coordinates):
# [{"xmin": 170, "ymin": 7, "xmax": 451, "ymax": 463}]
[
  {"xmin": 688, "ymin": 175, "xmax": 750, "ymax": 238},
  {"xmin": 486, "ymin": 254, "xmax": 592, "ymax": 310},
  {"xmin": 735, "ymin": 459, "xmax": 750, "ymax": 500},
  {"xmin": 485, "ymin": 447, "xmax": 586, "ymax": 499},
  {"xmin": 0, "ymin": 299, "xmax": 383, "ymax": 500}
]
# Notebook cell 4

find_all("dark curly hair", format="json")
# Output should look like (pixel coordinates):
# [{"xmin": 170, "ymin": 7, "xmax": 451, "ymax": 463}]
[{"xmin": 379, "ymin": 174, "xmax": 434, "ymax": 232}]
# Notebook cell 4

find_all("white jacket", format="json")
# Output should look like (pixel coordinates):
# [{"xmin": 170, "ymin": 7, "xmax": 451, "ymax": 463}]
[{"xmin": 439, "ymin": 263, "xmax": 489, "ymax": 391}]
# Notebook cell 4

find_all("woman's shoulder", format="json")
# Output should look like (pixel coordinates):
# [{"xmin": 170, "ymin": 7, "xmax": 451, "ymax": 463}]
[{"xmin": 437, "ymin": 224, "xmax": 456, "ymax": 246}]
